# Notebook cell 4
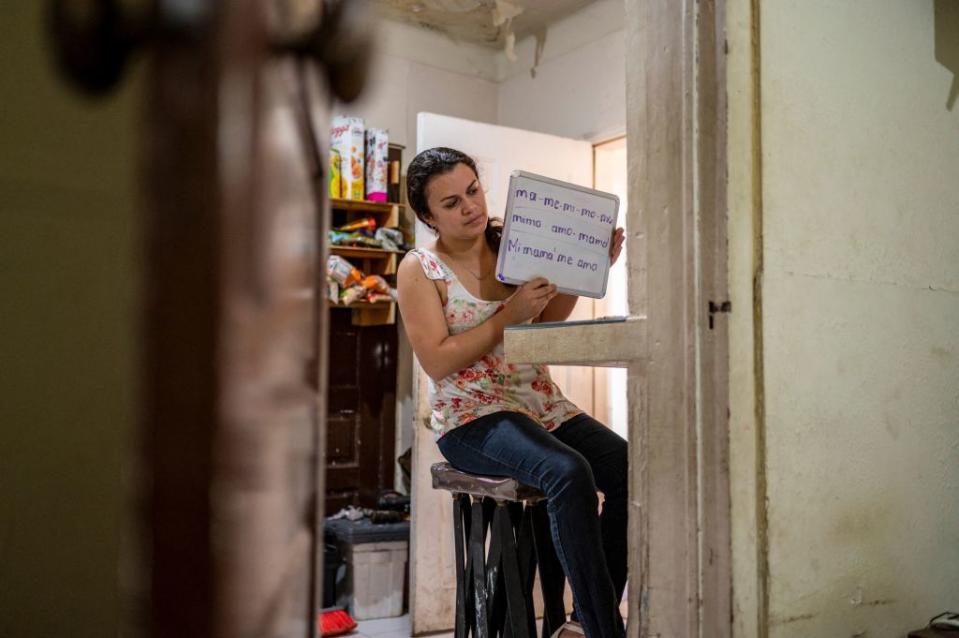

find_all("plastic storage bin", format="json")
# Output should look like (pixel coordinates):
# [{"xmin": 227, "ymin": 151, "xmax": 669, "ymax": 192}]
[{"xmin": 325, "ymin": 518, "xmax": 410, "ymax": 620}]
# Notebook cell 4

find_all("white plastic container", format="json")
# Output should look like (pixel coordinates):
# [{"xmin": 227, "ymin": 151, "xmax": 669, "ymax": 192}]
[{"xmin": 341, "ymin": 540, "xmax": 408, "ymax": 620}]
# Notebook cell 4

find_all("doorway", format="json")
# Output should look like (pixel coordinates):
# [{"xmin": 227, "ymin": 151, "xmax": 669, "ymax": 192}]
[{"xmin": 408, "ymin": 113, "xmax": 631, "ymax": 633}]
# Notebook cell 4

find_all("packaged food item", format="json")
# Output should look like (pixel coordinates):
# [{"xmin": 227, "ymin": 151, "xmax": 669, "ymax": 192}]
[
  {"xmin": 327, "ymin": 255, "xmax": 363, "ymax": 287},
  {"xmin": 336, "ymin": 216, "xmax": 377, "ymax": 232},
  {"xmin": 330, "ymin": 115, "xmax": 364, "ymax": 200},
  {"xmin": 361, "ymin": 275, "xmax": 399, "ymax": 301},
  {"xmin": 367, "ymin": 292, "xmax": 393, "ymax": 304},
  {"xmin": 374, "ymin": 227, "xmax": 404, "ymax": 251},
  {"xmin": 329, "ymin": 231, "xmax": 380, "ymax": 248},
  {"xmin": 329, "ymin": 148, "xmax": 341, "ymax": 199},
  {"xmin": 365, "ymin": 128, "xmax": 389, "ymax": 203},
  {"xmin": 327, "ymin": 278, "xmax": 340, "ymax": 303},
  {"xmin": 361, "ymin": 275, "xmax": 389, "ymax": 293},
  {"xmin": 340, "ymin": 285, "xmax": 367, "ymax": 305}
]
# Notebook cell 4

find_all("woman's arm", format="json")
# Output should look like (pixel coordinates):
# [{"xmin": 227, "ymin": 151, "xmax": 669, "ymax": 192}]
[
  {"xmin": 398, "ymin": 254, "xmax": 556, "ymax": 382},
  {"xmin": 535, "ymin": 293, "xmax": 579, "ymax": 323}
]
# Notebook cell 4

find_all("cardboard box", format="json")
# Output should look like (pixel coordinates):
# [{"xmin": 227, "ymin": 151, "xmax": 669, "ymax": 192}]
[
  {"xmin": 365, "ymin": 128, "xmax": 389, "ymax": 203},
  {"xmin": 331, "ymin": 116, "xmax": 365, "ymax": 200}
]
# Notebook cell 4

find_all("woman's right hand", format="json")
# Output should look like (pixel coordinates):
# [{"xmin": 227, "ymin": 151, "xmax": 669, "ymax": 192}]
[{"xmin": 503, "ymin": 277, "xmax": 558, "ymax": 324}]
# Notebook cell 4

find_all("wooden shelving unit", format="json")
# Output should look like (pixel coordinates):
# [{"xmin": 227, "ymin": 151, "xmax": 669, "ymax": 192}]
[
  {"xmin": 329, "ymin": 198, "xmax": 404, "ymax": 326},
  {"xmin": 329, "ymin": 198, "xmax": 396, "ymax": 216}
]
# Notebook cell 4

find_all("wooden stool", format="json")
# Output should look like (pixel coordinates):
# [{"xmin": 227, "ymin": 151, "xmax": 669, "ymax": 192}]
[{"xmin": 431, "ymin": 462, "xmax": 567, "ymax": 638}]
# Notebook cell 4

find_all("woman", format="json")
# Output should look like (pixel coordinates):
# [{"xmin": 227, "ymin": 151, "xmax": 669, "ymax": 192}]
[{"xmin": 397, "ymin": 147, "xmax": 627, "ymax": 638}]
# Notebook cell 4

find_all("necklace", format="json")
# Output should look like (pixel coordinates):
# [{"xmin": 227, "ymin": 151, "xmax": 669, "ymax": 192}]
[
  {"xmin": 438, "ymin": 250, "xmax": 494, "ymax": 280},
  {"xmin": 453, "ymin": 259, "xmax": 493, "ymax": 280},
  {"xmin": 463, "ymin": 265, "xmax": 493, "ymax": 280}
]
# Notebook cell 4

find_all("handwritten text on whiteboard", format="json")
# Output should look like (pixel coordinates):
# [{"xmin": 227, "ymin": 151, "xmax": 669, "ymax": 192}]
[{"xmin": 496, "ymin": 174, "xmax": 619, "ymax": 298}]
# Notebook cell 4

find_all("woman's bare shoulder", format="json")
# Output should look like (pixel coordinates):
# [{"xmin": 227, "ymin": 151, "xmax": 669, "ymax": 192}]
[
  {"xmin": 397, "ymin": 252, "xmax": 425, "ymax": 282},
  {"xmin": 399, "ymin": 248, "xmax": 448, "ymax": 308},
  {"xmin": 398, "ymin": 259, "xmax": 447, "ymax": 325}
]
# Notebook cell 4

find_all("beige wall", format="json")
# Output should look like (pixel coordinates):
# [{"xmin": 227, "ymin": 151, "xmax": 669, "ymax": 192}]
[
  {"xmin": 729, "ymin": 1, "xmax": 959, "ymax": 636},
  {"xmin": 0, "ymin": 4, "xmax": 141, "ymax": 637}
]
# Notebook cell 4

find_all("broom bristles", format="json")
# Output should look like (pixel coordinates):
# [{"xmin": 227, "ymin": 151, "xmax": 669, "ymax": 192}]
[{"xmin": 317, "ymin": 607, "xmax": 357, "ymax": 636}]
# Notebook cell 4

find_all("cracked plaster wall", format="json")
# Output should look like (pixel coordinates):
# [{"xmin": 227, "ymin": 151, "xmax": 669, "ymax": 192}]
[{"xmin": 496, "ymin": 0, "xmax": 626, "ymax": 141}]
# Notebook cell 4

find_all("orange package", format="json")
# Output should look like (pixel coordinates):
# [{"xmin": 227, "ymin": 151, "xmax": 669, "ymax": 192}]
[{"xmin": 328, "ymin": 255, "xmax": 363, "ymax": 288}]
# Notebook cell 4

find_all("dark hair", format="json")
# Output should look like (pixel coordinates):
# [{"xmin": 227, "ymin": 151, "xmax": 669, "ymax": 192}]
[{"xmin": 406, "ymin": 147, "xmax": 503, "ymax": 253}]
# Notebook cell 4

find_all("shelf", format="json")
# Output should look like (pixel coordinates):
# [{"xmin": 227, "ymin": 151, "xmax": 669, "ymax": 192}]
[
  {"xmin": 330, "ymin": 198, "xmax": 401, "ymax": 215},
  {"xmin": 330, "ymin": 245, "xmax": 401, "ymax": 260},
  {"xmin": 330, "ymin": 301, "xmax": 394, "ymax": 309},
  {"xmin": 327, "ymin": 244, "xmax": 398, "ymax": 326},
  {"xmin": 330, "ymin": 300, "xmax": 396, "ymax": 326},
  {"xmin": 328, "ymin": 149, "xmax": 403, "ymax": 327}
]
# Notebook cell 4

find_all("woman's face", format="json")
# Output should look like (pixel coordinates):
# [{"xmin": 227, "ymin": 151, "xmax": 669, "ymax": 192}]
[{"xmin": 424, "ymin": 163, "xmax": 488, "ymax": 241}]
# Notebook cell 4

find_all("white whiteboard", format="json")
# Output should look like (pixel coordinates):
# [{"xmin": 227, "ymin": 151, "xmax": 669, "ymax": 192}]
[{"xmin": 495, "ymin": 171, "xmax": 619, "ymax": 298}]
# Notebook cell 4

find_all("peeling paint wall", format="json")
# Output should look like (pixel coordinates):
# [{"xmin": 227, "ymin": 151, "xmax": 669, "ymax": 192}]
[
  {"xmin": 744, "ymin": 1, "xmax": 959, "ymax": 636},
  {"xmin": 496, "ymin": 0, "xmax": 625, "ymax": 141},
  {"xmin": 340, "ymin": 19, "xmax": 499, "ymax": 155}
]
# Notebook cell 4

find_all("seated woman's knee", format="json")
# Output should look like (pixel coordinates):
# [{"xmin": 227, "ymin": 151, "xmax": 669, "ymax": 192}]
[{"xmin": 545, "ymin": 451, "xmax": 597, "ymax": 496}]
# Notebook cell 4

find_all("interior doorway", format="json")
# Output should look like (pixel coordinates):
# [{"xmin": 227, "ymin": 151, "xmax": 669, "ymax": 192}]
[{"xmin": 408, "ymin": 113, "xmax": 630, "ymax": 633}]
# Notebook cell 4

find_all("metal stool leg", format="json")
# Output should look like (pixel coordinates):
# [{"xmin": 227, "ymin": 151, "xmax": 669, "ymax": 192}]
[
  {"xmin": 453, "ymin": 493, "xmax": 470, "ymax": 638},
  {"xmin": 495, "ymin": 503, "xmax": 531, "ymax": 638},
  {"xmin": 485, "ymin": 501, "xmax": 505, "ymax": 637},
  {"xmin": 515, "ymin": 504, "xmax": 538, "ymax": 638},
  {"xmin": 470, "ymin": 496, "xmax": 490, "ymax": 638}
]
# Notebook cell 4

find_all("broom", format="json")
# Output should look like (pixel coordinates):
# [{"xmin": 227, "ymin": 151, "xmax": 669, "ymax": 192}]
[{"xmin": 317, "ymin": 607, "xmax": 357, "ymax": 636}]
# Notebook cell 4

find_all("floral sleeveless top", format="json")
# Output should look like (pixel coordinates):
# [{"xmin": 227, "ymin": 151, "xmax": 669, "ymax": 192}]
[{"xmin": 410, "ymin": 247, "xmax": 582, "ymax": 438}]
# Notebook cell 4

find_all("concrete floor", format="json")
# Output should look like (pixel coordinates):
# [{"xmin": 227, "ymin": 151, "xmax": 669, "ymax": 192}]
[
  {"xmin": 353, "ymin": 614, "xmax": 451, "ymax": 638},
  {"xmin": 351, "ymin": 592, "xmax": 627, "ymax": 637},
  {"xmin": 353, "ymin": 614, "xmax": 546, "ymax": 638}
]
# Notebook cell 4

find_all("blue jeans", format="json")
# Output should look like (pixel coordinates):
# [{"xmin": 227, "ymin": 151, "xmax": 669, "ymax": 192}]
[{"xmin": 437, "ymin": 411, "xmax": 628, "ymax": 638}]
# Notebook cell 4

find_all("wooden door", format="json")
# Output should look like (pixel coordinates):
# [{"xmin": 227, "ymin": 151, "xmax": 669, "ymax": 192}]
[
  {"xmin": 140, "ymin": 9, "xmax": 330, "ymax": 636},
  {"xmin": 326, "ymin": 313, "xmax": 398, "ymax": 514},
  {"xmin": 48, "ymin": 1, "xmax": 375, "ymax": 636}
]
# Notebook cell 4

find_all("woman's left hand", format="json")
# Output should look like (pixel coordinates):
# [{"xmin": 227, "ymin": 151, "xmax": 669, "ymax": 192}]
[{"xmin": 609, "ymin": 227, "xmax": 625, "ymax": 266}]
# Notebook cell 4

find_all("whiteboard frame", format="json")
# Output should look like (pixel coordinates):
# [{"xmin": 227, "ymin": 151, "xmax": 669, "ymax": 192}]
[{"xmin": 495, "ymin": 170, "xmax": 620, "ymax": 298}]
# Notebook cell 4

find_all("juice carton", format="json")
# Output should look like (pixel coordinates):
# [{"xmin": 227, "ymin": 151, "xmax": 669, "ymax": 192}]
[{"xmin": 329, "ymin": 148, "xmax": 341, "ymax": 199}]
